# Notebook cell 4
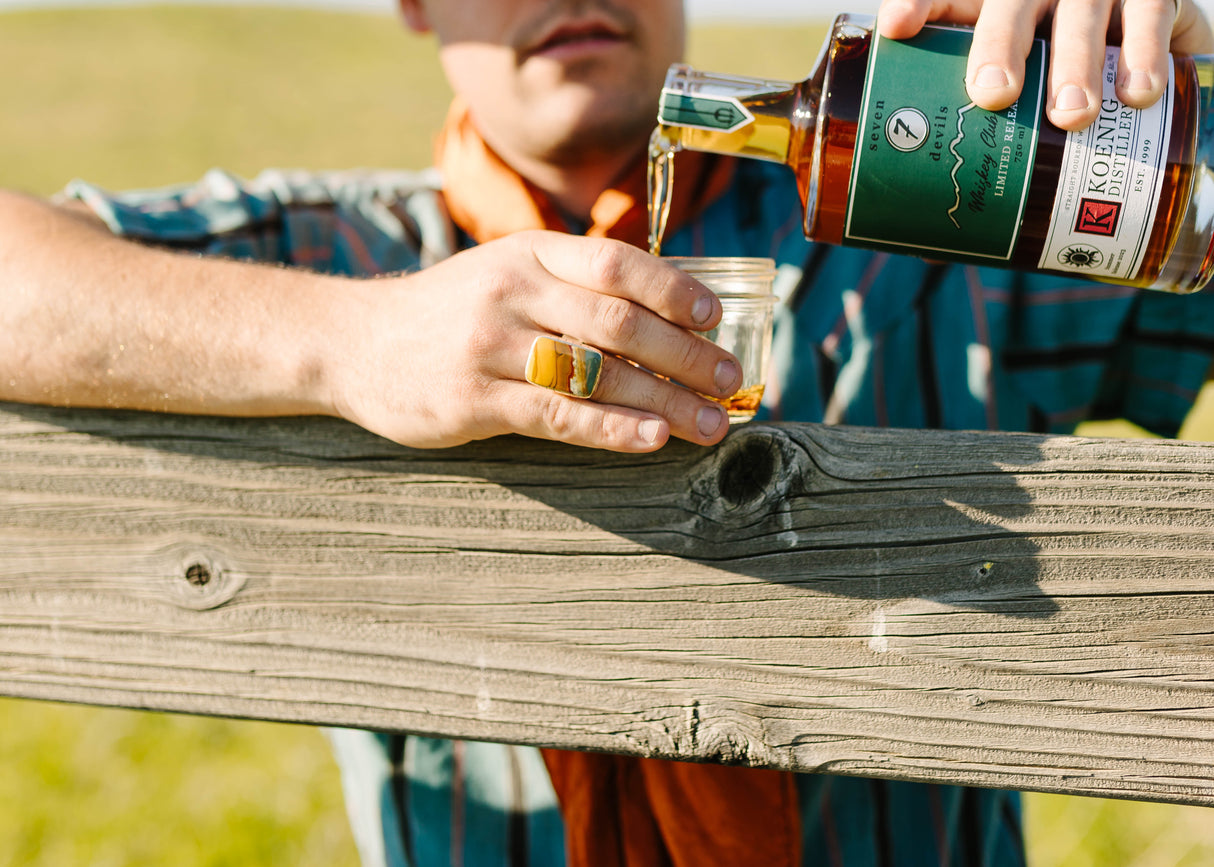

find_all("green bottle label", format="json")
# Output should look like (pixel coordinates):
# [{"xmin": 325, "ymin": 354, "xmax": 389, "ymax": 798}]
[
  {"xmin": 659, "ymin": 91, "xmax": 755, "ymax": 133},
  {"xmin": 845, "ymin": 26, "xmax": 1046, "ymax": 260}
]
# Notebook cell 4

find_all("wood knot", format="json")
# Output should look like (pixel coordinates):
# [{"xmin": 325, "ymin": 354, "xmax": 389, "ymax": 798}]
[
  {"xmin": 684, "ymin": 426, "xmax": 794, "ymax": 556},
  {"xmin": 184, "ymin": 562, "xmax": 212, "ymax": 587},
  {"xmin": 717, "ymin": 434, "xmax": 778, "ymax": 508},
  {"xmin": 162, "ymin": 547, "xmax": 245, "ymax": 610}
]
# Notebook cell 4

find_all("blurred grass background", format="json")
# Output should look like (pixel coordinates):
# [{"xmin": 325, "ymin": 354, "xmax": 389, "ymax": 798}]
[{"xmin": 1, "ymin": 6, "xmax": 1213, "ymax": 866}]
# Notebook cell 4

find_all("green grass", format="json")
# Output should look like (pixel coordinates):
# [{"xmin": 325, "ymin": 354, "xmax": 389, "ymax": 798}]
[
  {"xmin": 1, "ymin": 7, "xmax": 1212, "ymax": 866},
  {"xmin": 0, "ymin": 6, "xmax": 451, "ymax": 196},
  {"xmin": 0, "ymin": 700, "xmax": 355, "ymax": 867}
]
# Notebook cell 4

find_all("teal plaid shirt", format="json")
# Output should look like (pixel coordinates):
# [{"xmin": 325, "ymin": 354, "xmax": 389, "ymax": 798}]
[{"xmin": 66, "ymin": 159, "xmax": 1214, "ymax": 867}]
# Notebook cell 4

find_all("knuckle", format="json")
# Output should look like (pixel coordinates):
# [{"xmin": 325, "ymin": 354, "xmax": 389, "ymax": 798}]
[
  {"xmin": 509, "ymin": 228, "xmax": 544, "ymax": 257},
  {"xmin": 465, "ymin": 279, "xmax": 523, "ymax": 362},
  {"xmin": 595, "ymin": 412, "xmax": 638, "ymax": 449},
  {"xmin": 673, "ymin": 333, "xmax": 710, "ymax": 376},
  {"xmin": 633, "ymin": 372, "xmax": 668, "ymax": 414},
  {"xmin": 434, "ymin": 371, "xmax": 495, "ymax": 443},
  {"xmin": 587, "ymin": 240, "xmax": 629, "ymax": 287},
  {"xmin": 614, "ymin": 366, "xmax": 679, "ymax": 422},
  {"xmin": 476, "ymin": 267, "xmax": 516, "ymax": 308},
  {"xmin": 467, "ymin": 379, "xmax": 509, "ymax": 434},
  {"xmin": 593, "ymin": 359, "xmax": 623, "ymax": 398},
  {"xmin": 540, "ymin": 392, "xmax": 582, "ymax": 439},
  {"xmin": 597, "ymin": 294, "xmax": 643, "ymax": 344},
  {"xmin": 655, "ymin": 382, "xmax": 692, "ymax": 425},
  {"xmin": 450, "ymin": 367, "xmax": 492, "ymax": 421},
  {"xmin": 463, "ymin": 319, "xmax": 505, "ymax": 365}
]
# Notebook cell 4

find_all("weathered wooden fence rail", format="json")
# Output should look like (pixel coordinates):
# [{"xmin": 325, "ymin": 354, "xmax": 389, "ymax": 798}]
[{"xmin": 3, "ymin": 401, "xmax": 1214, "ymax": 805}]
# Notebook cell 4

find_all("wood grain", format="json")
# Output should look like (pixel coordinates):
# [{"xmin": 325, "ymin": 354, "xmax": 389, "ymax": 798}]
[{"xmin": 2, "ymin": 401, "xmax": 1214, "ymax": 804}]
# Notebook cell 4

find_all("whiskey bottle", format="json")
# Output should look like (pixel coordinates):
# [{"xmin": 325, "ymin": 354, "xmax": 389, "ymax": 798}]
[{"xmin": 652, "ymin": 14, "xmax": 1214, "ymax": 292}]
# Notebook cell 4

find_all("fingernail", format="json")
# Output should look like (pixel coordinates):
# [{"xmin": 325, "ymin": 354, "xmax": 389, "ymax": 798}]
[
  {"xmin": 714, "ymin": 359, "xmax": 738, "ymax": 394},
  {"xmin": 1122, "ymin": 69, "xmax": 1153, "ymax": 93},
  {"xmin": 971, "ymin": 64, "xmax": 1009, "ymax": 89},
  {"xmin": 697, "ymin": 405, "xmax": 725, "ymax": 438},
  {"xmin": 691, "ymin": 293, "xmax": 714, "ymax": 325},
  {"xmin": 638, "ymin": 417, "xmax": 662, "ymax": 445},
  {"xmin": 1054, "ymin": 84, "xmax": 1089, "ymax": 112}
]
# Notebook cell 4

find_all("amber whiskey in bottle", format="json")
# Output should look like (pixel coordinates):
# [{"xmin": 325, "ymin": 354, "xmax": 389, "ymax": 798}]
[{"xmin": 653, "ymin": 14, "xmax": 1214, "ymax": 292}]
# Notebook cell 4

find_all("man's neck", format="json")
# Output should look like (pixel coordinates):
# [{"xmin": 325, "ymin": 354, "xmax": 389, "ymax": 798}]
[{"xmin": 514, "ymin": 145, "xmax": 646, "ymax": 223}]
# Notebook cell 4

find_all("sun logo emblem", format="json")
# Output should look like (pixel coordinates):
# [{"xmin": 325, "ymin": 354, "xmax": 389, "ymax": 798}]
[{"xmin": 1057, "ymin": 245, "xmax": 1104, "ymax": 269}]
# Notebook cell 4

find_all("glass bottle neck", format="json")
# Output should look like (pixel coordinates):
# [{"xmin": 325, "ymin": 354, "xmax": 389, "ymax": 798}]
[{"xmin": 656, "ymin": 64, "xmax": 814, "ymax": 165}]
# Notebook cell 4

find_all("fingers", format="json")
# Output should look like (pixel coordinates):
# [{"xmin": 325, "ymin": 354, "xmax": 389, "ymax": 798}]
[
  {"xmin": 495, "ymin": 377, "xmax": 674, "ymax": 452},
  {"xmin": 877, "ymin": 0, "xmax": 941, "ymax": 40},
  {"xmin": 884, "ymin": 0, "xmax": 1107, "ymax": 128},
  {"xmin": 524, "ymin": 232, "xmax": 742, "ymax": 402},
  {"xmin": 1117, "ymin": 0, "xmax": 1178, "ymax": 106},
  {"xmin": 591, "ymin": 351, "xmax": 731, "ymax": 445},
  {"xmin": 900, "ymin": 0, "xmax": 1201, "ymax": 131},
  {"xmin": 541, "ymin": 291, "xmax": 740, "ymax": 405},
  {"xmin": 1170, "ymin": 0, "xmax": 1214, "ymax": 54},
  {"xmin": 527, "ymin": 231, "xmax": 721, "ymax": 331},
  {"xmin": 1040, "ymin": 0, "xmax": 1119, "ymax": 129},
  {"xmin": 964, "ymin": 0, "xmax": 1047, "ymax": 112},
  {"xmin": 499, "ymin": 352, "xmax": 732, "ymax": 453}
]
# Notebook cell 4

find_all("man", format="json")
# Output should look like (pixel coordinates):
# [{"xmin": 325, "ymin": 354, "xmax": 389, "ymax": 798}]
[{"xmin": 2, "ymin": 0, "xmax": 1213, "ymax": 864}]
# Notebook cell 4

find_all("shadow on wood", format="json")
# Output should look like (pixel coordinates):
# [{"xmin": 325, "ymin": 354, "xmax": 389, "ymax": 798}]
[{"xmin": 2, "ymin": 401, "xmax": 1213, "ymax": 805}]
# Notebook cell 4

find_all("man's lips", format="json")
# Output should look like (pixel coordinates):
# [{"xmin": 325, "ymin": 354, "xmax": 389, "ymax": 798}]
[{"xmin": 523, "ymin": 17, "xmax": 629, "ymax": 60}]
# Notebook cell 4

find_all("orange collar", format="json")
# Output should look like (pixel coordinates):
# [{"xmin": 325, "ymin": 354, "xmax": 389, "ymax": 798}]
[{"xmin": 435, "ymin": 97, "xmax": 733, "ymax": 248}]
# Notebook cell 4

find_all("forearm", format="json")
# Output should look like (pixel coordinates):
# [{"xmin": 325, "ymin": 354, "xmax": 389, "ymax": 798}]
[
  {"xmin": 0, "ymin": 201, "xmax": 743, "ymax": 453},
  {"xmin": 0, "ymin": 189, "xmax": 345, "ymax": 418}
]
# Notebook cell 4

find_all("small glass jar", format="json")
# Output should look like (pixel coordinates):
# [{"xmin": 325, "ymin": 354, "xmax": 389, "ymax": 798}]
[{"xmin": 666, "ymin": 257, "xmax": 778, "ymax": 422}]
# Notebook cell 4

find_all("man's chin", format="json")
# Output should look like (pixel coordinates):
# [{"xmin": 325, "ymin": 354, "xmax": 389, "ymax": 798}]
[
  {"xmin": 530, "ymin": 114, "xmax": 654, "ymax": 167},
  {"xmin": 525, "ymin": 90, "xmax": 656, "ymax": 151},
  {"xmin": 521, "ymin": 61, "xmax": 658, "ymax": 119}
]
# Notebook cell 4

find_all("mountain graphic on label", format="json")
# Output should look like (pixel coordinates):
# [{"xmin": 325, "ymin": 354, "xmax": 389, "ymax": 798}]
[{"xmin": 946, "ymin": 103, "xmax": 977, "ymax": 229}]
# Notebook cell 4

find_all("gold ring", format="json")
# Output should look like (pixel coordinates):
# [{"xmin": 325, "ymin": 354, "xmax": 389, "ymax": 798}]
[{"xmin": 525, "ymin": 334, "xmax": 604, "ymax": 399}]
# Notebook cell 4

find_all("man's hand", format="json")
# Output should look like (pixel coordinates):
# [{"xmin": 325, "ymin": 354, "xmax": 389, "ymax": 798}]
[
  {"xmin": 0, "ymin": 196, "xmax": 736, "ymax": 454},
  {"xmin": 877, "ymin": 0, "xmax": 1214, "ymax": 130},
  {"xmin": 326, "ymin": 232, "xmax": 740, "ymax": 452}
]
